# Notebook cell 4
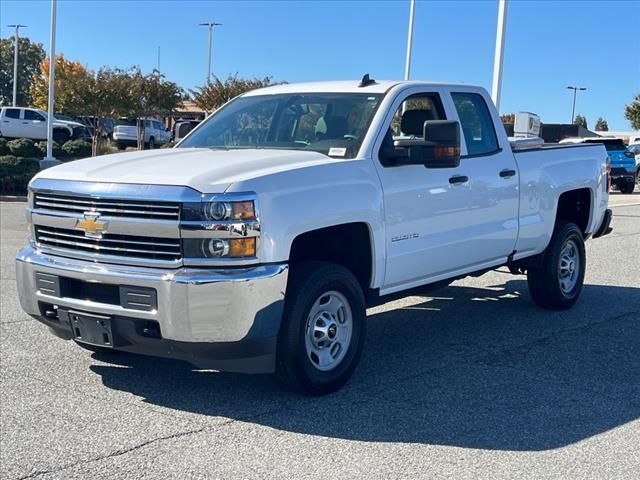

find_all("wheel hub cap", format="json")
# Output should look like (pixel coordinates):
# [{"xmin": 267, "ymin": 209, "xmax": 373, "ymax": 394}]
[
  {"xmin": 559, "ymin": 239, "xmax": 580, "ymax": 294},
  {"xmin": 304, "ymin": 291, "xmax": 353, "ymax": 372}
]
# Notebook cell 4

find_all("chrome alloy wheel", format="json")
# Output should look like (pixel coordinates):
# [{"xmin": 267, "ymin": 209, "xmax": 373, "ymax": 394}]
[
  {"xmin": 304, "ymin": 290, "xmax": 353, "ymax": 371},
  {"xmin": 559, "ymin": 239, "xmax": 580, "ymax": 294}
]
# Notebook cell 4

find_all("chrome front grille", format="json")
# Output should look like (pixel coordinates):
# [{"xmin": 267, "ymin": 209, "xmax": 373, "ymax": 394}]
[
  {"xmin": 33, "ymin": 193, "xmax": 180, "ymax": 221},
  {"xmin": 35, "ymin": 226, "xmax": 182, "ymax": 262}
]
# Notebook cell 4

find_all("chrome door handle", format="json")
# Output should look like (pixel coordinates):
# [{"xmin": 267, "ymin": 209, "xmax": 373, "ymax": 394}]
[
  {"xmin": 449, "ymin": 175, "xmax": 469, "ymax": 185},
  {"xmin": 499, "ymin": 169, "xmax": 517, "ymax": 178}
]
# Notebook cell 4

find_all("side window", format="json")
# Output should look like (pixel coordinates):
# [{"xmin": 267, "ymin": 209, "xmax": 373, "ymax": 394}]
[
  {"xmin": 24, "ymin": 110, "xmax": 45, "ymax": 121},
  {"xmin": 5, "ymin": 108, "xmax": 21, "ymax": 119},
  {"xmin": 390, "ymin": 93, "xmax": 446, "ymax": 139},
  {"xmin": 451, "ymin": 92, "xmax": 499, "ymax": 156}
]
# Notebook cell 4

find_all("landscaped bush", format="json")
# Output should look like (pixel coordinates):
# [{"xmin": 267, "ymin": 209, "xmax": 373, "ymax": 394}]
[
  {"xmin": 35, "ymin": 140, "xmax": 64, "ymax": 159},
  {"xmin": 7, "ymin": 138, "xmax": 39, "ymax": 158},
  {"xmin": 61, "ymin": 139, "xmax": 92, "ymax": 159},
  {"xmin": 0, "ymin": 137, "xmax": 9, "ymax": 156},
  {"xmin": 0, "ymin": 155, "xmax": 40, "ymax": 195}
]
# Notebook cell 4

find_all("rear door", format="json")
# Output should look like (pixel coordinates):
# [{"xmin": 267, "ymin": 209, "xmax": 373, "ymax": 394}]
[{"xmin": 447, "ymin": 89, "xmax": 520, "ymax": 265}]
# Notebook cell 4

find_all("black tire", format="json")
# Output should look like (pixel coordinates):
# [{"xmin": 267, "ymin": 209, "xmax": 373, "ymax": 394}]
[
  {"xmin": 275, "ymin": 262, "xmax": 366, "ymax": 396},
  {"xmin": 52, "ymin": 129, "xmax": 70, "ymax": 145},
  {"xmin": 116, "ymin": 142, "xmax": 126, "ymax": 151},
  {"xmin": 620, "ymin": 181, "xmax": 635, "ymax": 194},
  {"xmin": 148, "ymin": 137, "xmax": 155, "ymax": 149},
  {"xmin": 74, "ymin": 340, "xmax": 120, "ymax": 355},
  {"xmin": 527, "ymin": 222, "xmax": 586, "ymax": 310}
]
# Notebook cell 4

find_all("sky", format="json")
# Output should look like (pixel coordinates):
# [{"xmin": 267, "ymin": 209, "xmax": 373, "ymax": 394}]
[{"xmin": 1, "ymin": 0, "xmax": 639, "ymax": 131}]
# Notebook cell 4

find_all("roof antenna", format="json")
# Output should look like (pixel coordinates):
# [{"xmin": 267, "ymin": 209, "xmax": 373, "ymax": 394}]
[{"xmin": 358, "ymin": 73, "xmax": 376, "ymax": 88}]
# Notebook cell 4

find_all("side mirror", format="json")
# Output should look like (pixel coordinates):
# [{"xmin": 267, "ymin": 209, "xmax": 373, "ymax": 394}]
[{"xmin": 384, "ymin": 120, "xmax": 461, "ymax": 168}]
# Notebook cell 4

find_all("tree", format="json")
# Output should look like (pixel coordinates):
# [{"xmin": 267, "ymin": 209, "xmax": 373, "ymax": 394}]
[
  {"xmin": 500, "ymin": 113, "xmax": 515, "ymax": 124},
  {"xmin": 120, "ymin": 68, "xmax": 184, "ymax": 149},
  {"xmin": 574, "ymin": 114, "xmax": 588, "ymax": 129},
  {"xmin": 625, "ymin": 93, "xmax": 640, "ymax": 130},
  {"xmin": 594, "ymin": 117, "xmax": 609, "ymax": 131},
  {"xmin": 191, "ymin": 74, "xmax": 277, "ymax": 111},
  {"xmin": 0, "ymin": 36, "xmax": 46, "ymax": 106},
  {"xmin": 29, "ymin": 54, "xmax": 93, "ymax": 114}
]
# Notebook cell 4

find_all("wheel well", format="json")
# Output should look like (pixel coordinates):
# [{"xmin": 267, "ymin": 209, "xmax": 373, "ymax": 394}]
[
  {"xmin": 289, "ymin": 223, "xmax": 373, "ymax": 291},
  {"xmin": 556, "ymin": 188, "xmax": 591, "ymax": 234}
]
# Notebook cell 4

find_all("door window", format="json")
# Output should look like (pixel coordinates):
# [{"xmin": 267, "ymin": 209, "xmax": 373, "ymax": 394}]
[
  {"xmin": 5, "ymin": 108, "xmax": 21, "ymax": 119},
  {"xmin": 390, "ymin": 93, "xmax": 446, "ymax": 138},
  {"xmin": 24, "ymin": 110, "xmax": 46, "ymax": 121},
  {"xmin": 451, "ymin": 93, "xmax": 499, "ymax": 156}
]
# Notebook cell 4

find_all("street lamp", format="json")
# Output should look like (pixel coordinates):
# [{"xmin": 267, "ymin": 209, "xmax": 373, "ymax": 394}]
[
  {"xmin": 7, "ymin": 23, "xmax": 27, "ymax": 106},
  {"xmin": 404, "ymin": 0, "xmax": 415, "ymax": 81},
  {"xmin": 43, "ymin": 0, "xmax": 58, "ymax": 168},
  {"xmin": 199, "ymin": 21, "xmax": 222, "ymax": 84},
  {"xmin": 491, "ymin": 0, "xmax": 508, "ymax": 111},
  {"xmin": 567, "ymin": 85, "xmax": 587, "ymax": 124}
]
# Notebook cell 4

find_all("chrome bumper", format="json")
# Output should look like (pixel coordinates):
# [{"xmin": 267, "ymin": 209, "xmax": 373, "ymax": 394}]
[{"xmin": 16, "ymin": 246, "xmax": 288, "ymax": 346}]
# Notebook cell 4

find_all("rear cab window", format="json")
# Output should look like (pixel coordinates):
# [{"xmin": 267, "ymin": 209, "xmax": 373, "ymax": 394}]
[{"xmin": 451, "ymin": 92, "xmax": 500, "ymax": 157}]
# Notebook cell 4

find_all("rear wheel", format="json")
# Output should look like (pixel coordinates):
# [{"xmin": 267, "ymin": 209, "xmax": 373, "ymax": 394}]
[
  {"xmin": 620, "ymin": 181, "xmax": 635, "ymax": 194},
  {"xmin": 527, "ymin": 222, "xmax": 586, "ymax": 310},
  {"xmin": 275, "ymin": 262, "xmax": 366, "ymax": 395},
  {"xmin": 147, "ymin": 137, "xmax": 155, "ymax": 149}
]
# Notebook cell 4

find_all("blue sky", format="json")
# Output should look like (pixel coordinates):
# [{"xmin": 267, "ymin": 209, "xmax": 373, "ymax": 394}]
[{"xmin": 2, "ymin": 0, "xmax": 639, "ymax": 130}]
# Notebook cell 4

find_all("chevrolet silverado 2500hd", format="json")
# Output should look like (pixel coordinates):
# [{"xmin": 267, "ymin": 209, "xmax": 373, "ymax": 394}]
[{"xmin": 16, "ymin": 79, "xmax": 612, "ymax": 395}]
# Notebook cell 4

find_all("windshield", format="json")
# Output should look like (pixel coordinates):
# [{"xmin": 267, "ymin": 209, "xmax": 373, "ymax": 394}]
[{"xmin": 179, "ymin": 93, "xmax": 383, "ymax": 158}]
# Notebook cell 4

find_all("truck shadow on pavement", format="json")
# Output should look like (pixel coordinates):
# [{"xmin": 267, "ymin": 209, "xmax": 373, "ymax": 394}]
[{"xmin": 90, "ymin": 280, "xmax": 640, "ymax": 451}]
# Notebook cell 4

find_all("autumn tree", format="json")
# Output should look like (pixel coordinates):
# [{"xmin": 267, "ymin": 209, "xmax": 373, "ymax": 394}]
[
  {"xmin": 0, "ymin": 36, "xmax": 45, "ymax": 106},
  {"xmin": 500, "ymin": 113, "xmax": 515, "ymax": 124},
  {"xmin": 594, "ymin": 117, "xmax": 609, "ymax": 131},
  {"xmin": 573, "ymin": 114, "xmax": 588, "ymax": 129},
  {"xmin": 191, "ymin": 74, "xmax": 277, "ymax": 111},
  {"xmin": 625, "ymin": 93, "xmax": 640, "ymax": 130},
  {"xmin": 29, "ymin": 55, "xmax": 94, "ymax": 114}
]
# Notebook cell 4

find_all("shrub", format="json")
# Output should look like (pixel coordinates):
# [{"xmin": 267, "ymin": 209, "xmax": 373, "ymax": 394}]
[
  {"xmin": 0, "ymin": 155, "xmax": 40, "ymax": 195},
  {"xmin": 0, "ymin": 137, "xmax": 9, "ymax": 156},
  {"xmin": 61, "ymin": 139, "xmax": 92, "ymax": 159},
  {"xmin": 7, "ymin": 138, "xmax": 39, "ymax": 158},
  {"xmin": 35, "ymin": 140, "xmax": 64, "ymax": 159}
]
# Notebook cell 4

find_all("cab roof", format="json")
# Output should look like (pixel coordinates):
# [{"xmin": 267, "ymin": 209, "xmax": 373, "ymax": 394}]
[{"xmin": 241, "ymin": 79, "xmax": 480, "ymax": 96}]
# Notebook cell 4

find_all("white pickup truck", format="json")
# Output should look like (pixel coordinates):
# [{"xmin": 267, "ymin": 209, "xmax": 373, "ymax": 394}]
[
  {"xmin": 0, "ymin": 106, "xmax": 88, "ymax": 144},
  {"xmin": 16, "ymin": 78, "xmax": 612, "ymax": 395}
]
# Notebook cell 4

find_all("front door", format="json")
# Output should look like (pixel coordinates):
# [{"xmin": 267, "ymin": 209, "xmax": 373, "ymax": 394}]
[
  {"xmin": 374, "ymin": 89, "xmax": 476, "ymax": 292},
  {"xmin": 23, "ymin": 109, "xmax": 48, "ymax": 140}
]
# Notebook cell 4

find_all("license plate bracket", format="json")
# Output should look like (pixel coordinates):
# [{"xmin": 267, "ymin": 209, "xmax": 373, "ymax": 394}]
[{"xmin": 67, "ymin": 310, "xmax": 114, "ymax": 348}]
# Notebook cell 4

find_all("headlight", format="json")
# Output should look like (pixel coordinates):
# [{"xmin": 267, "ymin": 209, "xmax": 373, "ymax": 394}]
[
  {"xmin": 183, "ymin": 238, "xmax": 256, "ymax": 258},
  {"xmin": 182, "ymin": 199, "xmax": 255, "ymax": 221}
]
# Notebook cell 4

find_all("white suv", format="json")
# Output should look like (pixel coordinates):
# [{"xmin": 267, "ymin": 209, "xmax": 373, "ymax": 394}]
[{"xmin": 113, "ymin": 117, "xmax": 171, "ymax": 150}]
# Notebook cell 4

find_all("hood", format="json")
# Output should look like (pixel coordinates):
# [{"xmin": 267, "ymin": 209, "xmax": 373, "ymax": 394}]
[
  {"xmin": 34, "ymin": 147, "xmax": 340, "ymax": 193},
  {"xmin": 55, "ymin": 119, "xmax": 84, "ymax": 129}
]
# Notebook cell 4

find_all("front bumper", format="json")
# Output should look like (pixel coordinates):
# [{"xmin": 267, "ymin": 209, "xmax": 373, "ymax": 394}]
[{"xmin": 15, "ymin": 246, "xmax": 288, "ymax": 373}]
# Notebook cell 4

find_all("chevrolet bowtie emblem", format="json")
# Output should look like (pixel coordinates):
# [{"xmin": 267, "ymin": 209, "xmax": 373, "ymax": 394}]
[{"xmin": 76, "ymin": 213, "xmax": 108, "ymax": 238}]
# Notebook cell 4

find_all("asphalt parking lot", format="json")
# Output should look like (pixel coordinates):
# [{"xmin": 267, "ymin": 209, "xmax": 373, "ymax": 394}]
[{"xmin": 1, "ymin": 193, "xmax": 639, "ymax": 480}]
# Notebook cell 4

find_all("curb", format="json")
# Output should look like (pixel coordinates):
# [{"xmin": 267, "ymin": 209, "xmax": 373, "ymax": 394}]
[{"xmin": 0, "ymin": 195, "xmax": 28, "ymax": 202}]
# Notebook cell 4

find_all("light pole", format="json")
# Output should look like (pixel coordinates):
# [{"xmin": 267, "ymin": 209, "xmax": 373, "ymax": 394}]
[
  {"xmin": 567, "ymin": 86, "xmax": 586, "ymax": 124},
  {"xmin": 491, "ymin": 0, "xmax": 508, "ymax": 111},
  {"xmin": 43, "ymin": 0, "xmax": 58, "ymax": 167},
  {"xmin": 7, "ymin": 23, "xmax": 27, "ymax": 106},
  {"xmin": 404, "ymin": 0, "xmax": 415, "ymax": 81},
  {"xmin": 199, "ymin": 22, "xmax": 222, "ymax": 84}
]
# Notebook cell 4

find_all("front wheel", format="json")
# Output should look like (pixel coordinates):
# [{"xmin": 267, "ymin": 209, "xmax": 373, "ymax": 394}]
[
  {"xmin": 275, "ymin": 262, "xmax": 366, "ymax": 395},
  {"xmin": 527, "ymin": 222, "xmax": 586, "ymax": 310}
]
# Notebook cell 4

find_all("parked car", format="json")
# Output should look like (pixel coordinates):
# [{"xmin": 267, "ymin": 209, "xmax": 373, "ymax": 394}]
[
  {"xmin": 16, "ymin": 78, "xmax": 612, "ymax": 395},
  {"xmin": 560, "ymin": 137, "xmax": 636, "ymax": 193},
  {"xmin": 113, "ymin": 117, "xmax": 171, "ymax": 150},
  {"xmin": 627, "ymin": 142, "xmax": 640, "ymax": 188},
  {"xmin": 0, "ymin": 107, "xmax": 88, "ymax": 144},
  {"xmin": 172, "ymin": 119, "xmax": 201, "ymax": 142},
  {"xmin": 76, "ymin": 116, "xmax": 115, "ymax": 140}
]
